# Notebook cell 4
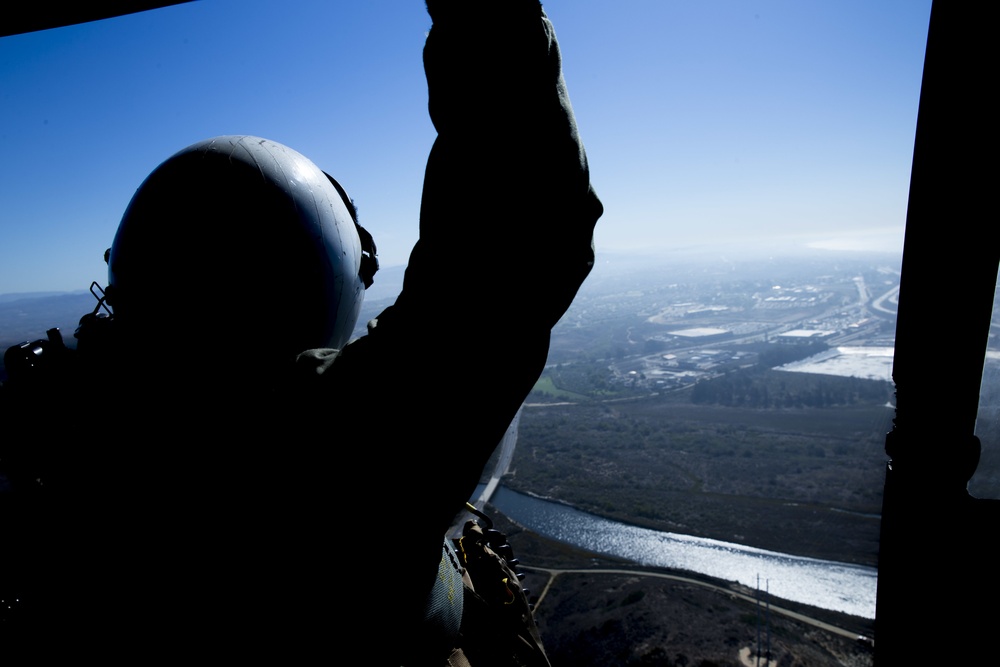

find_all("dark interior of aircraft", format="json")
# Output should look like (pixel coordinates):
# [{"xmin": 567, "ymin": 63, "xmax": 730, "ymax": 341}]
[{"xmin": 3, "ymin": 1, "xmax": 996, "ymax": 663}]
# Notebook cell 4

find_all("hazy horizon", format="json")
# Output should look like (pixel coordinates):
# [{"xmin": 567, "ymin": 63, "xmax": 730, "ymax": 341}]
[{"xmin": 0, "ymin": 239, "xmax": 905, "ymax": 303}]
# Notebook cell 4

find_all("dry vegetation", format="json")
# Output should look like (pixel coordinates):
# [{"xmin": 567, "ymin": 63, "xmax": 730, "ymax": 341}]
[{"xmin": 510, "ymin": 384, "xmax": 888, "ymax": 566}]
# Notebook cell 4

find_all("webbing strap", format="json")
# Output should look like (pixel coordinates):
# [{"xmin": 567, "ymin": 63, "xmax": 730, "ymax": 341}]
[{"xmin": 414, "ymin": 539, "xmax": 466, "ymax": 663}]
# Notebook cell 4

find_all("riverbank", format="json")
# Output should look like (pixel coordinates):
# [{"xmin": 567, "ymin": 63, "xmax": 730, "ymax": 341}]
[
  {"xmin": 489, "ymin": 485, "xmax": 876, "ymax": 619},
  {"xmin": 486, "ymin": 504, "xmax": 875, "ymax": 667}
]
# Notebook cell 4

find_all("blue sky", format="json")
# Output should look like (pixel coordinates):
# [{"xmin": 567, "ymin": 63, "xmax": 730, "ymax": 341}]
[{"xmin": 0, "ymin": 0, "xmax": 932, "ymax": 294}]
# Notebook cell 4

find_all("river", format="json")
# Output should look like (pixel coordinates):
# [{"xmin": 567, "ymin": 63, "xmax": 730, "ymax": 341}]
[{"xmin": 487, "ymin": 485, "xmax": 877, "ymax": 620}]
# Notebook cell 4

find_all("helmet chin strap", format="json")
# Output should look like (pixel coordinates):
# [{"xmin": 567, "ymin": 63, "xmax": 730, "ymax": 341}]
[{"xmin": 324, "ymin": 172, "xmax": 379, "ymax": 289}]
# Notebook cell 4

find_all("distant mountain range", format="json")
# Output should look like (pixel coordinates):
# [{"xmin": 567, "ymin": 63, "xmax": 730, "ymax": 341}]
[{"xmin": 0, "ymin": 291, "xmax": 97, "ymax": 349}]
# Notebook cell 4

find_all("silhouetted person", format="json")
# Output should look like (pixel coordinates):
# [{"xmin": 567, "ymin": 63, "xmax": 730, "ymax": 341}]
[{"xmin": 1, "ymin": 1, "xmax": 601, "ymax": 664}]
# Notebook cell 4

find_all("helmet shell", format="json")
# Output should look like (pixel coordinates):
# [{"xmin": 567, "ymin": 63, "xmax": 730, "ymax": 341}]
[{"xmin": 108, "ymin": 136, "xmax": 364, "ymax": 370}]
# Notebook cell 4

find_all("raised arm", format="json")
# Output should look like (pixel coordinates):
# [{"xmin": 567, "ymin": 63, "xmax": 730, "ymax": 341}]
[
  {"xmin": 295, "ymin": 5, "xmax": 601, "ymax": 653},
  {"xmin": 407, "ymin": 0, "xmax": 602, "ymax": 331},
  {"xmin": 310, "ymin": 0, "xmax": 601, "ymax": 497}
]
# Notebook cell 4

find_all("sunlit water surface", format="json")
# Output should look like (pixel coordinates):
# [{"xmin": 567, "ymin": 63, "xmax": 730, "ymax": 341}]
[{"xmin": 489, "ymin": 486, "xmax": 877, "ymax": 619}]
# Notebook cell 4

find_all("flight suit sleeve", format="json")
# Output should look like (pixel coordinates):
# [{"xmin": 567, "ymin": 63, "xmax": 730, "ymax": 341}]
[
  {"xmin": 409, "ymin": 0, "xmax": 602, "ymax": 333},
  {"xmin": 295, "ymin": 2, "xmax": 601, "ymax": 643},
  {"xmin": 338, "ymin": 0, "xmax": 600, "ymax": 510}
]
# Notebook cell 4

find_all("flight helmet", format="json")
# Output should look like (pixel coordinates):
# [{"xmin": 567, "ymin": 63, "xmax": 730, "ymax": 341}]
[{"xmin": 106, "ymin": 136, "xmax": 377, "ymax": 373}]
